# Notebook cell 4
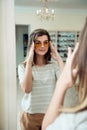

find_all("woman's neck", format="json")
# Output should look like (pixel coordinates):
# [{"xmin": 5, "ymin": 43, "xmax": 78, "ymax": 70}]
[{"xmin": 35, "ymin": 56, "xmax": 46, "ymax": 66}]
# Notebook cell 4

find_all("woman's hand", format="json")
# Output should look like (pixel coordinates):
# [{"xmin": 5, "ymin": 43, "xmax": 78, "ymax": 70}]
[
  {"xmin": 26, "ymin": 42, "xmax": 34, "ymax": 65},
  {"xmin": 21, "ymin": 43, "xmax": 34, "ymax": 93},
  {"xmin": 50, "ymin": 42, "xmax": 64, "ymax": 70},
  {"xmin": 59, "ymin": 42, "xmax": 79, "ymax": 89},
  {"xmin": 50, "ymin": 42, "xmax": 59, "ymax": 61}
]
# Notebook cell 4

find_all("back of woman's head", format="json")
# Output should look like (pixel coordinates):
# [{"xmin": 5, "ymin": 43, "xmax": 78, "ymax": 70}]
[
  {"xmin": 27, "ymin": 28, "xmax": 51, "ymax": 64},
  {"xmin": 76, "ymin": 17, "xmax": 87, "ymax": 103}
]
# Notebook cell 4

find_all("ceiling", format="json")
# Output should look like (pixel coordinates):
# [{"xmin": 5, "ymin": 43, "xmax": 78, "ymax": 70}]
[{"xmin": 15, "ymin": 0, "xmax": 87, "ymax": 10}]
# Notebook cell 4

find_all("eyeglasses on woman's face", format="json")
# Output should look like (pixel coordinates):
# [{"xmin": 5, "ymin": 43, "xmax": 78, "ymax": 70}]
[{"xmin": 34, "ymin": 40, "xmax": 50, "ymax": 49}]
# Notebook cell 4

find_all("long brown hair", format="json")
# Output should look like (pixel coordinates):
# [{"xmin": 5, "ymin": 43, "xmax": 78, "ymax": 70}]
[
  {"xmin": 77, "ymin": 17, "xmax": 87, "ymax": 103},
  {"xmin": 26, "ymin": 28, "xmax": 51, "ymax": 64}
]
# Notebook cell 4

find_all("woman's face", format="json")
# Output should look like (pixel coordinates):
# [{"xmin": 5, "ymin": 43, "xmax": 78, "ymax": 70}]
[{"xmin": 34, "ymin": 35, "xmax": 50, "ymax": 56}]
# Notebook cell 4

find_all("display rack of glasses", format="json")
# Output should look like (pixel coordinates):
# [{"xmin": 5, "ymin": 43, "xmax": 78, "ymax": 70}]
[
  {"xmin": 49, "ymin": 31, "xmax": 57, "ymax": 46},
  {"xmin": 49, "ymin": 31, "xmax": 80, "ymax": 62}
]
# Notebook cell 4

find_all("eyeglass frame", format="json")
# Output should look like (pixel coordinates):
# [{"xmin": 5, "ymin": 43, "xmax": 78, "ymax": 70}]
[{"xmin": 34, "ymin": 40, "xmax": 50, "ymax": 49}]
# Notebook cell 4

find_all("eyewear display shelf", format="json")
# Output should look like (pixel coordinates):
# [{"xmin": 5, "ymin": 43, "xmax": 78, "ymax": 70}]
[{"xmin": 49, "ymin": 31, "xmax": 80, "ymax": 62}]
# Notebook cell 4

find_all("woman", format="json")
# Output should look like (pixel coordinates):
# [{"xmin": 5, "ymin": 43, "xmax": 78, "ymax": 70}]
[
  {"xmin": 18, "ymin": 28, "xmax": 64, "ymax": 130},
  {"xmin": 42, "ymin": 18, "xmax": 87, "ymax": 130}
]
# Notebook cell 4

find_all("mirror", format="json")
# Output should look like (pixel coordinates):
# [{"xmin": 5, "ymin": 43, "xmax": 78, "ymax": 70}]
[{"xmin": 15, "ymin": 24, "xmax": 79, "ymax": 130}]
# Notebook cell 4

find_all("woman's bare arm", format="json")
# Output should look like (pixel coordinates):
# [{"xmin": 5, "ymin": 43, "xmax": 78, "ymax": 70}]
[
  {"xmin": 21, "ymin": 43, "xmax": 34, "ymax": 93},
  {"xmin": 42, "ymin": 43, "xmax": 79, "ymax": 130}
]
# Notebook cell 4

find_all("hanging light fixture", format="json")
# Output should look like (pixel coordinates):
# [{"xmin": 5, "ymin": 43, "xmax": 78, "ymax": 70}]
[{"xmin": 36, "ymin": 0, "xmax": 55, "ymax": 21}]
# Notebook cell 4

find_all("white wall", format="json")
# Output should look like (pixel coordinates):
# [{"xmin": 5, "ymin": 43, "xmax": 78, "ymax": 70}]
[
  {"xmin": 0, "ymin": 1, "xmax": 7, "ymax": 129},
  {"xmin": 0, "ymin": 0, "xmax": 16, "ymax": 130},
  {"xmin": 15, "ymin": 7, "xmax": 87, "ymax": 32}
]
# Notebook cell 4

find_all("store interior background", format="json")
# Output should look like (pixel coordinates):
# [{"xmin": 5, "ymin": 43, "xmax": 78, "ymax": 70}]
[
  {"xmin": 0, "ymin": 0, "xmax": 87, "ymax": 130},
  {"xmin": 15, "ymin": 0, "xmax": 87, "ymax": 69}
]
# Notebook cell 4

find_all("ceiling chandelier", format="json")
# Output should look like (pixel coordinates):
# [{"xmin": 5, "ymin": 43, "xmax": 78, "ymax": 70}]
[{"xmin": 36, "ymin": 0, "xmax": 55, "ymax": 21}]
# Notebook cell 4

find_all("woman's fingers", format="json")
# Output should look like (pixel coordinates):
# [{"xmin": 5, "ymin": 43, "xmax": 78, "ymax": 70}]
[
  {"xmin": 50, "ymin": 41, "xmax": 54, "ymax": 50},
  {"xmin": 31, "ymin": 42, "xmax": 34, "ymax": 51},
  {"xmin": 67, "ymin": 42, "xmax": 79, "ymax": 62},
  {"xmin": 50, "ymin": 42, "xmax": 58, "ymax": 53},
  {"xmin": 72, "ymin": 42, "xmax": 79, "ymax": 57},
  {"xmin": 67, "ymin": 47, "xmax": 72, "ymax": 58}
]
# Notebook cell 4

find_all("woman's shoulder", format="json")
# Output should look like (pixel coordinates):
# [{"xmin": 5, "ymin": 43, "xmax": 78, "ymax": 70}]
[
  {"xmin": 18, "ymin": 62, "xmax": 26, "ymax": 69},
  {"xmin": 46, "ymin": 111, "xmax": 87, "ymax": 130},
  {"xmin": 48, "ymin": 61, "xmax": 58, "ymax": 66},
  {"xmin": 48, "ymin": 61, "xmax": 60, "ymax": 70},
  {"xmin": 60, "ymin": 111, "xmax": 87, "ymax": 126},
  {"xmin": 75, "ymin": 110, "xmax": 87, "ymax": 120},
  {"xmin": 62, "ymin": 110, "xmax": 87, "ymax": 119},
  {"xmin": 46, "ymin": 113, "xmax": 73, "ymax": 130}
]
